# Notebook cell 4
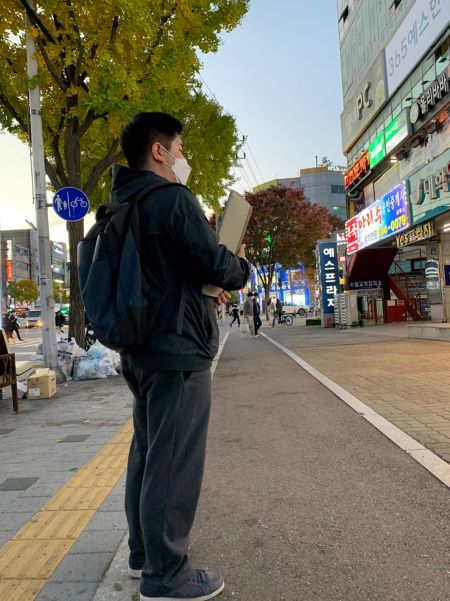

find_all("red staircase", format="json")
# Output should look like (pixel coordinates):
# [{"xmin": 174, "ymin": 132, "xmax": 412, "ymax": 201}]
[{"xmin": 387, "ymin": 275, "xmax": 421, "ymax": 321}]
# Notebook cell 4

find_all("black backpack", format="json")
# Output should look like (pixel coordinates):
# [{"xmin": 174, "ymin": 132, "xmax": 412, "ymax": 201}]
[{"xmin": 77, "ymin": 182, "xmax": 181, "ymax": 351}]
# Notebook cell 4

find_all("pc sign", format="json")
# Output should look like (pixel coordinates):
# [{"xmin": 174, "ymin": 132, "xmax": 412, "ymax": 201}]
[{"xmin": 53, "ymin": 187, "xmax": 90, "ymax": 221}]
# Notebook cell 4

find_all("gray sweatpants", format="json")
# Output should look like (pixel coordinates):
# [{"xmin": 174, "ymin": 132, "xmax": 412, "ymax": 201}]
[{"xmin": 121, "ymin": 361, "xmax": 211, "ymax": 597}]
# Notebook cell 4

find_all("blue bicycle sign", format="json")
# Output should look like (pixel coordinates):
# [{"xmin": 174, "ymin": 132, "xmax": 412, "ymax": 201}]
[{"xmin": 53, "ymin": 187, "xmax": 90, "ymax": 221}]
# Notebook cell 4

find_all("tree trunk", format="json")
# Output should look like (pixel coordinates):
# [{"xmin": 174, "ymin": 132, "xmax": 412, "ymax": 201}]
[{"xmin": 67, "ymin": 219, "xmax": 84, "ymax": 345}]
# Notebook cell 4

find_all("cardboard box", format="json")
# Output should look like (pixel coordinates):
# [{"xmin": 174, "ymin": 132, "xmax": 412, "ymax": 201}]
[{"xmin": 27, "ymin": 368, "xmax": 57, "ymax": 400}]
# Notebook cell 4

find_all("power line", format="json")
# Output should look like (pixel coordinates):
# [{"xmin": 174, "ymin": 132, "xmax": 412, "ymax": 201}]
[
  {"xmin": 244, "ymin": 141, "xmax": 265, "ymax": 182},
  {"xmin": 0, "ymin": 155, "xmax": 29, "ymax": 168},
  {"xmin": 198, "ymin": 73, "xmax": 265, "ymax": 187}
]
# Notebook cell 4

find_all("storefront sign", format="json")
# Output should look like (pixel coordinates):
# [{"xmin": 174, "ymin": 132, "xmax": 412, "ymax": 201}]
[
  {"xmin": 385, "ymin": 110, "xmax": 410, "ymax": 153},
  {"xmin": 317, "ymin": 241, "xmax": 339, "ymax": 314},
  {"xmin": 6, "ymin": 240, "xmax": 13, "ymax": 283},
  {"xmin": 349, "ymin": 280, "xmax": 383, "ymax": 290},
  {"xmin": 409, "ymin": 147, "xmax": 450, "ymax": 224},
  {"xmin": 345, "ymin": 182, "xmax": 410, "ymax": 254},
  {"xmin": 369, "ymin": 131, "xmax": 386, "ymax": 168},
  {"xmin": 345, "ymin": 216, "xmax": 359, "ymax": 254},
  {"xmin": 385, "ymin": 0, "xmax": 450, "ymax": 97},
  {"xmin": 410, "ymin": 70, "xmax": 450, "ymax": 124},
  {"xmin": 344, "ymin": 151, "xmax": 370, "ymax": 189},
  {"xmin": 6, "ymin": 260, "xmax": 13, "ymax": 283},
  {"xmin": 396, "ymin": 221, "xmax": 434, "ymax": 247},
  {"xmin": 341, "ymin": 52, "xmax": 387, "ymax": 153}
]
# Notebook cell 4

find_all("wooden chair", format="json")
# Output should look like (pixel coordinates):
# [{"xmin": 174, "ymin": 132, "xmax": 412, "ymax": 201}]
[{"xmin": 0, "ymin": 329, "xmax": 18, "ymax": 411}]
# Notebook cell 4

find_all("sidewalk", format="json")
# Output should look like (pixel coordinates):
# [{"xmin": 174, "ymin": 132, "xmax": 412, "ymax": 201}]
[
  {"xmin": 264, "ymin": 322, "xmax": 450, "ymax": 463},
  {"xmin": 1, "ymin": 328, "xmax": 450, "ymax": 600}
]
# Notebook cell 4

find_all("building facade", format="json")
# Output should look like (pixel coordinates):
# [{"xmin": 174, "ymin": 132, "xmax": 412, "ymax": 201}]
[
  {"xmin": 0, "ymin": 229, "xmax": 68, "ymax": 310},
  {"xmin": 338, "ymin": 0, "xmax": 450, "ymax": 322},
  {"xmin": 50, "ymin": 241, "xmax": 67, "ymax": 285},
  {"xmin": 253, "ymin": 166, "xmax": 347, "ymax": 220}
]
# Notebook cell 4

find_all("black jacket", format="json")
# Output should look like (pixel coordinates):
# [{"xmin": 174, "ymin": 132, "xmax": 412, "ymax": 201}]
[{"xmin": 112, "ymin": 166, "xmax": 249, "ymax": 371}]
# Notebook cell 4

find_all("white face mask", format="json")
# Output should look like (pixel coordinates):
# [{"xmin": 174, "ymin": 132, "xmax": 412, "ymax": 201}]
[{"xmin": 162, "ymin": 147, "xmax": 192, "ymax": 185}]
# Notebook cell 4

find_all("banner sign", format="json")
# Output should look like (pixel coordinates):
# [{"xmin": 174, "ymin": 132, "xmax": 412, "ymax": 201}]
[
  {"xmin": 345, "ymin": 182, "xmax": 410, "ymax": 254},
  {"xmin": 385, "ymin": 0, "xmax": 450, "ymax": 97},
  {"xmin": 317, "ymin": 241, "xmax": 339, "ymax": 314}
]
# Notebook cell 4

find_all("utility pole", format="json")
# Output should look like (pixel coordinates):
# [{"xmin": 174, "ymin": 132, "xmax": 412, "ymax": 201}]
[{"xmin": 25, "ymin": 1, "xmax": 59, "ymax": 373}]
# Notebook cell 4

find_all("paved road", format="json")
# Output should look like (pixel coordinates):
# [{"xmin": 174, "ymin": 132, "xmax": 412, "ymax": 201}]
[
  {"xmin": 5, "ymin": 326, "xmax": 43, "ymax": 361},
  {"xmin": 191, "ymin": 329, "xmax": 450, "ymax": 601}
]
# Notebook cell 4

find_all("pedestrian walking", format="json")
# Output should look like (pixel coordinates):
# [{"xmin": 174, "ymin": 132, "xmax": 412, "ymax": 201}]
[
  {"xmin": 2, "ymin": 313, "xmax": 13, "ymax": 342},
  {"xmin": 243, "ymin": 291, "xmax": 255, "ymax": 336},
  {"xmin": 117, "ymin": 112, "xmax": 249, "ymax": 601},
  {"xmin": 229, "ymin": 302, "xmax": 240, "ymax": 327},
  {"xmin": 7, "ymin": 311, "xmax": 22, "ymax": 341},
  {"xmin": 253, "ymin": 294, "xmax": 262, "ymax": 336},
  {"xmin": 272, "ymin": 298, "xmax": 283, "ymax": 327}
]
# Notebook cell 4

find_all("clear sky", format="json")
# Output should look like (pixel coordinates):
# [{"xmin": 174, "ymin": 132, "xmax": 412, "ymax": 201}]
[{"xmin": 0, "ymin": 1, "xmax": 345, "ymax": 241}]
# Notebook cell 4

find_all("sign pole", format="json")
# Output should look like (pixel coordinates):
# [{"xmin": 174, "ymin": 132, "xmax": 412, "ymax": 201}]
[{"xmin": 25, "ymin": 2, "xmax": 60, "ymax": 375}]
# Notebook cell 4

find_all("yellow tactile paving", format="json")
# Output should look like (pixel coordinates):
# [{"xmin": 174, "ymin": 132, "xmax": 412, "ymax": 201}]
[
  {"xmin": 14, "ymin": 510, "xmax": 96, "ymax": 540},
  {"xmin": 0, "ymin": 579, "xmax": 46, "ymax": 601},
  {"xmin": 43, "ymin": 487, "xmax": 112, "ymax": 511},
  {"xmin": 0, "ymin": 539, "xmax": 73, "ymax": 578},
  {"xmin": 67, "ymin": 469, "xmax": 124, "ymax": 489},
  {"xmin": 0, "ymin": 418, "xmax": 134, "ymax": 600}
]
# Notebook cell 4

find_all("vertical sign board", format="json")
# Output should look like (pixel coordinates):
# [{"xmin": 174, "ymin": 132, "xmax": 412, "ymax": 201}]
[
  {"xmin": 318, "ymin": 241, "xmax": 339, "ymax": 327},
  {"xmin": 6, "ymin": 240, "xmax": 13, "ymax": 283}
]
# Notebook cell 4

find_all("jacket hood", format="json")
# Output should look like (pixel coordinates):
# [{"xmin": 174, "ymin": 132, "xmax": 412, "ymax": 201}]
[{"xmin": 111, "ymin": 164, "xmax": 168, "ymax": 204}]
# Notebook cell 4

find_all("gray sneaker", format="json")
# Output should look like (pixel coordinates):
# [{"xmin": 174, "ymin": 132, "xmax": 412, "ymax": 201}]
[{"xmin": 140, "ymin": 569, "xmax": 224, "ymax": 601}]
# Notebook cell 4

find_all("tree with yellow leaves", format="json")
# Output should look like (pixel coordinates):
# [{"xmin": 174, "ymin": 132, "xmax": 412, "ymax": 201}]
[{"xmin": 0, "ymin": 0, "xmax": 248, "ymax": 342}]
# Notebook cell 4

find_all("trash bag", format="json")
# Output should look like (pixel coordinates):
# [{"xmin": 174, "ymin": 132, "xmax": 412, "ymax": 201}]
[
  {"xmin": 57, "ymin": 340, "xmax": 87, "ymax": 380},
  {"xmin": 75, "ymin": 358, "xmax": 107, "ymax": 380}
]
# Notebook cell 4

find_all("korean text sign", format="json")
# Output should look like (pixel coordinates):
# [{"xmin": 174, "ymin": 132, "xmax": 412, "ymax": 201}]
[
  {"xmin": 385, "ymin": 0, "xmax": 449, "ymax": 97},
  {"xmin": 318, "ymin": 242, "xmax": 339, "ymax": 314},
  {"xmin": 409, "ymin": 147, "xmax": 450, "ymax": 224},
  {"xmin": 345, "ymin": 182, "xmax": 410, "ymax": 254}
]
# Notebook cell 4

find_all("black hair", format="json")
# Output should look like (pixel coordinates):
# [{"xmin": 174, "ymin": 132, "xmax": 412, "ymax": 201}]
[{"xmin": 120, "ymin": 112, "xmax": 183, "ymax": 169}]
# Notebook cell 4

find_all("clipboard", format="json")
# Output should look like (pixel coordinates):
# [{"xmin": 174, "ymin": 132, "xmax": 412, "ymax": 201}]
[{"xmin": 203, "ymin": 190, "xmax": 252, "ymax": 297}]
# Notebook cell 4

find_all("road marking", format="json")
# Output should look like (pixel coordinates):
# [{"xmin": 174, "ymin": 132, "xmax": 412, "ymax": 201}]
[
  {"xmin": 261, "ymin": 332, "xmax": 450, "ymax": 489},
  {"xmin": 211, "ymin": 332, "xmax": 229, "ymax": 379}
]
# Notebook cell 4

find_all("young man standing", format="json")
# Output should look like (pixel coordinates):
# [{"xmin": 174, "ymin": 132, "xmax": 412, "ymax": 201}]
[{"xmin": 116, "ymin": 112, "xmax": 249, "ymax": 601}]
